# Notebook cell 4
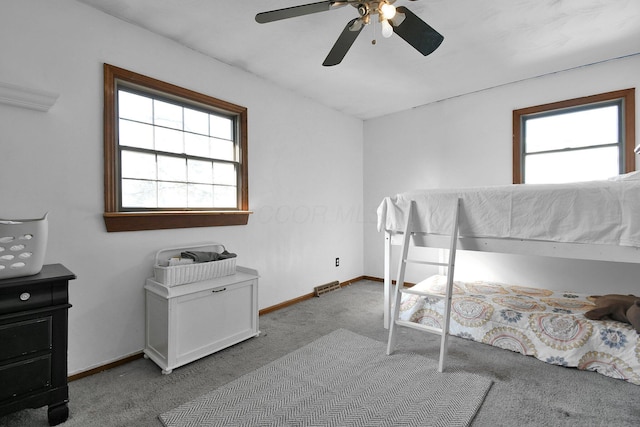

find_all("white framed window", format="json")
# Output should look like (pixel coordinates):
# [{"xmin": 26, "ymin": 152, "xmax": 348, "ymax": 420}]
[{"xmin": 513, "ymin": 89, "xmax": 635, "ymax": 184}]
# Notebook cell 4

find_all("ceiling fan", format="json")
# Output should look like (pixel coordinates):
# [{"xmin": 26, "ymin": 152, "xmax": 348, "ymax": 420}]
[{"xmin": 255, "ymin": 1, "xmax": 444, "ymax": 66}]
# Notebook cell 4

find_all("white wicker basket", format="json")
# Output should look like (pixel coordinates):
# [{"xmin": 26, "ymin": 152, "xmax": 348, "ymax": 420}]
[
  {"xmin": 0, "ymin": 213, "xmax": 48, "ymax": 280},
  {"xmin": 153, "ymin": 243, "xmax": 237, "ymax": 287}
]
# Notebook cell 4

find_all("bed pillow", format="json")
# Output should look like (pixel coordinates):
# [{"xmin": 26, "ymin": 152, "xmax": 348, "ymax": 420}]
[{"xmin": 608, "ymin": 170, "xmax": 640, "ymax": 181}]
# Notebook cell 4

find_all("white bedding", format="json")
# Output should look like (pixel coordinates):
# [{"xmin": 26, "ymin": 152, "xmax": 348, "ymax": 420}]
[{"xmin": 377, "ymin": 175, "xmax": 640, "ymax": 248}]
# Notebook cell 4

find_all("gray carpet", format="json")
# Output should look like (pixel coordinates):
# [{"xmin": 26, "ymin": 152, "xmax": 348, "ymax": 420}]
[
  {"xmin": 1, "ymin": 280, "xmax": 639, "ymax": 426},
  {"xmin": 159, "ymin": 329, "xmax": 492, "ymax": 427}
]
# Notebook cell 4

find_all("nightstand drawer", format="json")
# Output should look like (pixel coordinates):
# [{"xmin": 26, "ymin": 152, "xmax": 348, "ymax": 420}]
[
  {"xmin": 0, "ymin": 284, "xmax": 52, "ymax": 315},
  {"xmin": 0, "ymin": 355, "xmax": 51, "ymax": 402},
  {"xmin": 0, "ymin": 318, "xmax": 51, "ymax": 360}
]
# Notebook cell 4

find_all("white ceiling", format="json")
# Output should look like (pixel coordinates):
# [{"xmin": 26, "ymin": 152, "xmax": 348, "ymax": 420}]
[{"xmin": 76, "ymin": 0, "xmax": 640, "ymax": 120}]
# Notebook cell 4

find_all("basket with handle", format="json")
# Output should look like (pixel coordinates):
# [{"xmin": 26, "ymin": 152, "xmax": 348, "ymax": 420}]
[
  {"xmin": 0, "ymin": 213, "xmax": 48, "ymax": 280},
  {"xmin": 153, "ymin": 243, "xmax": 237, "ymax": 287}
]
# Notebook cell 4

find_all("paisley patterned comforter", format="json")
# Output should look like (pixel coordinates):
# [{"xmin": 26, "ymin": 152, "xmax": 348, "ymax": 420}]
[{"xmin": 399, "ymin": 275, "xmax": 640, "ymax": 385}]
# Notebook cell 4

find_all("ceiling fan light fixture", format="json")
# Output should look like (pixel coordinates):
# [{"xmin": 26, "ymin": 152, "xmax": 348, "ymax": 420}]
[
  {"xmin": 380, "ymin": 3, "xmax": 396, "ymax": 20},
  {"xmin": 380, "ymin": 19, "xmax": 393, "ymax": 38}
]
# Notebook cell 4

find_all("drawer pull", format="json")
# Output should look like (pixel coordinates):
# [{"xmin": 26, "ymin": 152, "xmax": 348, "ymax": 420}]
[
  {"xmin": 212, "ymin": 288, "xmax": 227, "ymax": 293},
  {"xmin": 20, "ymin": 292, "xmax": 31, "ymax": 301}
]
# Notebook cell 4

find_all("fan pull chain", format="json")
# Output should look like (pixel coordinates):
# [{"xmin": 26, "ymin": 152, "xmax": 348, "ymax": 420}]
[{"xmin": 371, "ymin": 17, "xmax": 377, "ymax": 45}]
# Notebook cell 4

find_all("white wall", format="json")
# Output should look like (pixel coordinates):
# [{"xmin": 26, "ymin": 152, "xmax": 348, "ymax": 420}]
[
  {"xmin": 0, "ymin": 0, "xmax": 363, "ymax": 374},
  {"xmin": 364, "ymin": 54, "xmax": 640, "ymax": 294}
]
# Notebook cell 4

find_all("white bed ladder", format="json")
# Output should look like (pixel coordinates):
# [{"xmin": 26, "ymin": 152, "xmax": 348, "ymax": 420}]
[{"xmin": 386, "ymin": 198, "xmax": 461, "ymax": 373}]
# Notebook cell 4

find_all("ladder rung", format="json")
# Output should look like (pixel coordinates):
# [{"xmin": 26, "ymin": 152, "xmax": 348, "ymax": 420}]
[
  {"xmin": 404, "ymin": 259, "xmax": 448, "ymax": 267},
  {"xmin": 395, "ymin": 319, "xmax": 444, "ymax": 336},
  {"xmin": 400, "ymin": 288, "xmax": 444, "ymax": 299}
]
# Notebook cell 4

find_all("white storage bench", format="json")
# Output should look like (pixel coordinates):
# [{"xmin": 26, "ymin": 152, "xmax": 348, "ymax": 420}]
[{"xmin": 144, "ymin": 266, "xmax": 259, "ymax": 374}]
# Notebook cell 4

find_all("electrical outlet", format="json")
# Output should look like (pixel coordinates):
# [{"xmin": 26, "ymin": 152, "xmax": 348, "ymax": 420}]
[{"xmin": 335, "ymin": 257, "xmax": 340, "ymax": 267}]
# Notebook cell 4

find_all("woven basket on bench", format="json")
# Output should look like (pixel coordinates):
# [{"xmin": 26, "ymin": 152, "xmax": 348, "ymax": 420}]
[{"xmin": 153, "ymin": 243, "xmax": 236, "ymax": 287}]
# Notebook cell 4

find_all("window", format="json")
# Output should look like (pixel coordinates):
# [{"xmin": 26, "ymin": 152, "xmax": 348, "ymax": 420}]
[
  {"xmin": 513, "ymin": 89, "xmax": 635, "ymax": 184},
  {"xmin": 103, "ymin": 64, "xmax": 250, "ymax": 232}
]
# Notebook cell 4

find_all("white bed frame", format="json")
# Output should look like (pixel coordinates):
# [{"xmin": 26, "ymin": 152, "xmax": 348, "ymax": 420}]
[{"xmin": 383, "ymin": 230, "xmax": 640, "ymax": 327}]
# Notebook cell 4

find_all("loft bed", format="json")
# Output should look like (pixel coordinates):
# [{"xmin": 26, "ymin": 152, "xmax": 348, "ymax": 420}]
[{"xmin": 377, "ymin": 172, "xmax": 640, "ymax": 385}]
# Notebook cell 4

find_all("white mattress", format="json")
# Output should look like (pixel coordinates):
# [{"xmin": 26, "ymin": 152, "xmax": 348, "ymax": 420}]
[{"xmin": 377, "ymin": 173, "xmax": 640, "ymax": 248}]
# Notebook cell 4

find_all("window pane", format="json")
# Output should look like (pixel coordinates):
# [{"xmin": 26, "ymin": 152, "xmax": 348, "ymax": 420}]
[
  {"xmin": 526, "ymin": 105, "xmax": 619, "ymax": 153},
  {"xmin": 119, "ymin": 119, "xmax": 153, "ymax": 149},
  {"xmin": 155, "ymin": 127, "xmax": 184, "ymax": 154},
  {"xmin": 121, "ymin": 151, "xmax": 156, "ymax": 179},
  {"xmin": 188, "ymin": 159, "xmax": 213, "ymax": 184},
  {"xmin": 213, "ymin": 185, "xmax": 237, "ymax": 208},
  {"xmin": 119, "ymin": 91, "xmax": 152, "ymax": 123},
  {"xmin": 188, "ymin": 184, "xmax": 214, "ymax": 207},
  {"xmin": 210, "ymin": 114, "xmax": 233, "ymax": 139},
  {"xmin": 525, "ymin": 146, "xmax": 620, "ymax": 184},
  {"xmin": 158, "ymin": 182, "xmax": 187, "ymax": 207},
  {"xmin": 213, "ymin": 162, "xmax": 236, "ymax": 185},
  {"xmin": 211, "ymin": 137, "xmax": 235, "ymax": 161},
  {"xmin": 184, "ymin": 108, "xmax": 209, "ymax": 135},
  {"xmin": 185, "ymin": 133, "xmax": 210, "ymax": 157},
  {"xmin": 157, "ymin": 155, "xmax": 186, "ymax": 182},
  {"xmin": 122, "ymin": 179, "xmax": 157, "ymax": 208},
  {"xmin": 154, "ymin": 100, "xmax": 183, "ymax": 130}
]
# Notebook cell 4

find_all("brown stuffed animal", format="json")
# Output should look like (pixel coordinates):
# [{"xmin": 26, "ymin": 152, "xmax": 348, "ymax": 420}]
[{"xmin": 584, "ymin": 294, "xmax": 640, "ymax": 333}]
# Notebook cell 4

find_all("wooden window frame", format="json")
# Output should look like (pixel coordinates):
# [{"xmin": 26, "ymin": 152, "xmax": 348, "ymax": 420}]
[
  {"xmin": 513, "ymin": 88, "xmax": 635, "ymax": 184},
  {"xmin": 103, "ymin": 64, "xmax": 250, "ymax": 232}
]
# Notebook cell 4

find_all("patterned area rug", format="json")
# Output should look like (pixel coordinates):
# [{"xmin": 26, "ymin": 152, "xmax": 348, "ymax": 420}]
[{"xmin": 159, "ymin": 329, "xmax": 492, "ymax": 427}]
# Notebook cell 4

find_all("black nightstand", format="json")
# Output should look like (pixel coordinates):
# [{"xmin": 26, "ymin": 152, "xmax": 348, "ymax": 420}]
[{"xmin": 0, "ymin": 264, "xmax": 75, "ymax": 426}]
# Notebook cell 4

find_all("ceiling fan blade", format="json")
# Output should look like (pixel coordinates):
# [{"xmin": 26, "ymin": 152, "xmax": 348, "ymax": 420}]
[
  {"xmin": 390, "ymin": 6, "xmax": 444, "ymax": 56},
  {"xmin": 256, "ymin": 1, "xmax": 347, "ymax": 24},
  {"xmin": 322, "ymin": 18, "xmax": 364, "ymax": 66}
]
